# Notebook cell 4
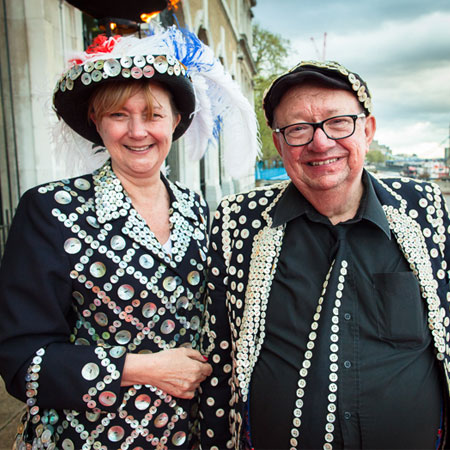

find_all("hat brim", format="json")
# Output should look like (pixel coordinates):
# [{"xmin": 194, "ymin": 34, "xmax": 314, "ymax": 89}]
[{"xmin": 53, "ymin": 70, "xmax": 195, "ymax": 145}]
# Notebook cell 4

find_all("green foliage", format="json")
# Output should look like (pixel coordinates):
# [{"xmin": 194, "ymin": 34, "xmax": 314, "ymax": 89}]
[
  {"xmin": 365, "ymin": 149, "xmax": 386, "ymax": 164},
  {"xmin": 252, "ymin": 24, "xmax": 291, "ymax": 162}
]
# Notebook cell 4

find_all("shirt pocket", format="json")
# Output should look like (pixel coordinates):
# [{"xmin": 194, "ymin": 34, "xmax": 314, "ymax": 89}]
[{"xmin": 373, "ymin": 272, "xmax": 427, "ymax": 347}]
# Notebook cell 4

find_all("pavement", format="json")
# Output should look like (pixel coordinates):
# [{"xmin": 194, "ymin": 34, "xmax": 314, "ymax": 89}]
[{"xmin": 0, "ymin": 377, "xmax": 24, "ymax": 449}]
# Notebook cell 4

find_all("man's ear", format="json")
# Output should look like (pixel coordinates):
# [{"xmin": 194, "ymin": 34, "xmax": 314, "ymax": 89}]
[
  {"xmin": 364, "ymin": 115, "xmax": 376, "ymax": 148},
  {"xmin": 272, "ymin": 131, "xmax": 283, "ymax": 158}
]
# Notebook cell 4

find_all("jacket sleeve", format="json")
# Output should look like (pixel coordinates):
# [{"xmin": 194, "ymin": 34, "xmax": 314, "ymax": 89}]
[
  {"xmin": 0, "ymin": 188, "xmax": 126, "ymax": 412},
  {"xmin": 199, "ymin": 201, "xmax": 234, "ymax": 449}
]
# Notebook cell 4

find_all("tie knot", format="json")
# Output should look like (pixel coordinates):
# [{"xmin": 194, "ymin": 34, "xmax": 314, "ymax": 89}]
[{"xmin": 333, "ymin": 225, "xmax": 348, "ymax": 241}]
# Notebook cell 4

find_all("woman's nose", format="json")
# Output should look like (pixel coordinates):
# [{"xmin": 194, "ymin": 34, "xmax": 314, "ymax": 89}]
[{"xmin": 128, "ymin": 117, "xmax": 148, "ymax": 138}]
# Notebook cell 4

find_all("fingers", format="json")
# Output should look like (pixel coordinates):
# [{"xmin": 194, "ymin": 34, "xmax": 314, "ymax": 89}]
[{"xmin": 183, "ymin": 347, "xmax": 209, "ymax": 363}]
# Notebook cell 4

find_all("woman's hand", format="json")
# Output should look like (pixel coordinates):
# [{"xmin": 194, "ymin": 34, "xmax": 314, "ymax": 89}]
[{"xmin": 121, "ymin": 348, "xmax": 212, "ymax": 399}]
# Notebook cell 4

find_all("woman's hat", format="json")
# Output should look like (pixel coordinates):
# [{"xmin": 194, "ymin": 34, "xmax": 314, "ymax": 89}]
[
  {"xmin": 52, "ymin": 27, "xmax": 260, "ymax": 177},
  {"xmin": 53, "ymin": 34, "xmax": 195, "ymax": 145}
]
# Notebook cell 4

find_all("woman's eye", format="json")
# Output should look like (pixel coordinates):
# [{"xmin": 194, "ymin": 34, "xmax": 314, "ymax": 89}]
[{"xmin": 111, "ymin": 112, "xmax": 125, "ymax": 118}]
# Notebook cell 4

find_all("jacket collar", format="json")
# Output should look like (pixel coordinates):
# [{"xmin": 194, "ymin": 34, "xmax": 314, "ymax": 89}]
[
  {"xmin": 271, "ymin": 170, "xmax": 391, "ymax": 239},
  {"xmin": 92, "ymin": 160, "xmax": 198, "ymax": 225}
]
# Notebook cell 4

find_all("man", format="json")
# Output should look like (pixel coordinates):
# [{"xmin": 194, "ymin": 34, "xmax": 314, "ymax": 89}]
[{"xmin": 199, "ymin": 60, "xmax": 450, "ymax": 450}]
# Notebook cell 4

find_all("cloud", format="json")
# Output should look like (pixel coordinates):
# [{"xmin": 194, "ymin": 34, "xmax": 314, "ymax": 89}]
[{"xmin": 253, "ymin": 2, "xmax": 450, "ymax": 157}]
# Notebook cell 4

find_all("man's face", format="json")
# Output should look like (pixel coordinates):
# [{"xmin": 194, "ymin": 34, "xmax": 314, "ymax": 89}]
[{"xmin": 272, "ymin": 84, "xmax": 376, "ymax": 200}]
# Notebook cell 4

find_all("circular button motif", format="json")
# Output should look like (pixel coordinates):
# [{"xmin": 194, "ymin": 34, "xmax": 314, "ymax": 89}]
[
  {"xmin": 187, "ymin": 271, "xmax": 200, "ymax": 286},
  {"xmin": 154, "ymin": 55, "xmax": 168, "ymax": 73},
  {"xmin": 135, "ymin": 394, "xmax": 151, "ymax": 410},
  {"xmin": 110, "ymin": 235, "xmax": 126, "ymax": 251},
  {"xmin": 41, "ymin": 429, "xmax": 52, "ymax": 443},
  {"xmin": 54, "ymin": 190, "xmax": 72, "ymax": 205},
  {"xmin": 190, "ymin": 316, "xmax": 200, "ymax": 330},
  {"xmin": 133, "ymin": 55, "xmax": 146, "ymax": 67},
  {"xmin": 161, "ymin": 319, "xmax": 175, "ymax": 334},
  {"xmin": 120, "ymin": 56, "xmax": 132, "ymax": 68},
  {"xmin": 69, "ymin": 64, "xmax": 83, "ymax": 80},
  {"xmin": 104, "ymin": 59, "xmax": 121, "ymax": 77},
  {"xmin": 86, "ymin": 411, "xmax": 100, "ymax": 422},
  {"xmin": 142, "ymin": 302, "xmax": 157, "ymax": 318},
  {"xmin": 91, "ymin": 70, "xmax": 102, "ymax": 82},
  {"xmin": 172, "ymin": 431, "xmax": 187, "ymax": 447},
  {"xmin": 84, "ymin": 61, "xmax": 94, "ymax": 72},
  {"xmin": 86, "ymin": 215, "xmax": 99, "ymax": 228},
  {"xmin": 143, "ymin": 65, "xmax": 155, "ymax": 78},
  {"xmin": 74, "ymin": 178, "xmax": 91, "ymax": 190},
  {"xmin": 109, "ymin": 346, "xmax": 126, "ymax": 359},
  {"xmin": 61, "ymin": 439, "xmax": 75, "ymax": 450},
  {"xmin": 163, "ymin": 276, "xmax": 177, "ymax": 292},
  {"xmin": 99, "ymin": 391, "xmax": 117, "ymax": 407},
  {"xmin": 154, "ymin": 412, "xmax": 169, "ymax": 428},
  {"xmin": 118, "ymin": 284, "xmax": 134, "ymax": 300},
  {"xmin": 115, "ymin": 330, "xmax": 131, "ymax": 345},
  {"xmin": 81, "ymin": 73, "xmax": 91, "ymax": 85},
  {"xmin": 64, "ymin": 238, "xmax": 82, "ymax": 254},
  {"xmin": 90, "ymin": 262, "xmax": 106, "ymax": 278},
  {"xmin": 107, "ymin": 425, "xmax": 125, "ymax": 442},
  {"xmin": 131, "ymin": 67, "xmax": 143, "ymax": 79},
  {"xmin": 93, "ymin": 60, "xmax": 104, "ymax": 70},
  {"xmin": 81, "ymin": 363, "xmax": 100, "ymax": 381},
  {"xmin": 94, "ymin": 312, "xmax": 108, "ymax": 327},
  {"xmin": 139, "ymin": 254, "xmax": 154, "ymax": 269}
]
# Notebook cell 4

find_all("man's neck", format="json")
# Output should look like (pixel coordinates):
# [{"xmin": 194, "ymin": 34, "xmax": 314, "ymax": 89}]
[{"xmin": 297, "ymin": 181, "xmax": 365, "ymax": 225}]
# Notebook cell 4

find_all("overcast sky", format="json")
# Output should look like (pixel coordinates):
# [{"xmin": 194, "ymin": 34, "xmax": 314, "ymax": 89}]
[{"xmin": 252, "ymin": 0, "xmax": 450, "ymax": 158}]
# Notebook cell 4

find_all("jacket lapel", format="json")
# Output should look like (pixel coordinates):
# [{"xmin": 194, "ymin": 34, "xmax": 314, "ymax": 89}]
[{"xmin": 235, "ymin": 183, "xmax": 288, "ymax": 402}]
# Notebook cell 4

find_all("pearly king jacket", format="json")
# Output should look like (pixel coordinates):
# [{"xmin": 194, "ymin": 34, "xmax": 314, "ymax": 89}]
[
  {"xmin": 0, "ymin": 160, "xmax": 209, "ymax": 449},
  {"xmin": 199, "ymin": 172, "xmax": 450, "ymax": 449}
]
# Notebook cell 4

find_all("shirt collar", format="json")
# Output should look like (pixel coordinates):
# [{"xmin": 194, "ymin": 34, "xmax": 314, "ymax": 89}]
[{"xmin": 272, "ymin": 170, "xmax": 391, "ymax": 239}]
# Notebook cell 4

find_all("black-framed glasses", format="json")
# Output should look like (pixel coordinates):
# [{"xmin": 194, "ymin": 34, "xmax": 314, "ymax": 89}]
[{"xmin": 274, "ymin": 113, "xmax": 366, "ymax": 147}]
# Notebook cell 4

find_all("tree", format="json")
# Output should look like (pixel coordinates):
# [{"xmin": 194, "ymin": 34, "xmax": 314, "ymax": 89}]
[
  {"xmin": 252, "ymin": 24, "xmax": 291, "ymax": 162},
  {"xmin": 365, "ymin": 149, "xmax": 386, "ymax": 164}
]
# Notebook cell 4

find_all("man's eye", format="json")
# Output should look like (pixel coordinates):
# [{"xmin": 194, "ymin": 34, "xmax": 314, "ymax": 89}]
[{"xmin": 288, "ymin": 124, "xmax": 309, "ymax": 134}]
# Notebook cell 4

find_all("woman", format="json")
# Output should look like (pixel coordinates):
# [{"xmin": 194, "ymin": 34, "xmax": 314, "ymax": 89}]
[{"xmin": 0, "ymin": 27, "xmax": 258, "ymax": 450}]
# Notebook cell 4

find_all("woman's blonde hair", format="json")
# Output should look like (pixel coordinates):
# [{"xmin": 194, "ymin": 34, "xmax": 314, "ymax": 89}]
[{"xmin": 88, "ymin": 80, "xmax": 179, "ymax": 123}]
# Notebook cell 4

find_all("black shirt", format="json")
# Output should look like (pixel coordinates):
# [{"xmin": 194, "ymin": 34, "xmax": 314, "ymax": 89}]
[{"xmin": 250, "ymin": 173, "xmax": 443, "ymax": 449}]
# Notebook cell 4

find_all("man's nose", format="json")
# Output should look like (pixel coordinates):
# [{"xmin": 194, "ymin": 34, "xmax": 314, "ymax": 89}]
[{"xmin": 309, "ymin": 127, "xmax": 335, "ymax": 151}]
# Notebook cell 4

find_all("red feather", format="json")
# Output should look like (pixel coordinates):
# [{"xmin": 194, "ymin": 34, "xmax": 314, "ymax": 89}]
[{"xmin": 86, "ymin": 34, "xmax": 121, "ymax": 54}]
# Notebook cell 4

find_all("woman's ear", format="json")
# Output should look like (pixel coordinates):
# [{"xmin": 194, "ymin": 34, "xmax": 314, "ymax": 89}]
[{"xmin": 172, "ymin": 113, "xmax": 181, "ymax": 133}]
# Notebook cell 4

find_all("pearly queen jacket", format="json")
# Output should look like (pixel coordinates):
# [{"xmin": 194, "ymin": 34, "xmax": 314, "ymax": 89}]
[
  {"xmin": 0, "ymin": 161, "xmax": 209, "ymax": 449},
  {"xmin": 199, "ymin": 172, "xmax": 450, "ymax": 449}
]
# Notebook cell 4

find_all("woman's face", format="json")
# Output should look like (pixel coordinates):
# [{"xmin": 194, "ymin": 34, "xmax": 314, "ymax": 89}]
[{"xmin": 94, "ymin": 83, "xmax": 180, "ymax": 182}]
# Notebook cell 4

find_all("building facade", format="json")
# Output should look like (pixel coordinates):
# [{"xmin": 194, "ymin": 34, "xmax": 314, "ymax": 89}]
[{"xmin": 0, "ymin": 0, "xmax": 257, "ymax": 252}]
